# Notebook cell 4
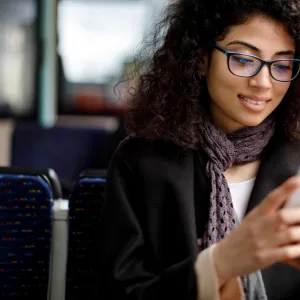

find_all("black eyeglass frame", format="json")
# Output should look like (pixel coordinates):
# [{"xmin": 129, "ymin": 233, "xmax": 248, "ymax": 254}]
[{"xmin": 214, "ymin": 44, "xmax": 300, "ymax": 82}]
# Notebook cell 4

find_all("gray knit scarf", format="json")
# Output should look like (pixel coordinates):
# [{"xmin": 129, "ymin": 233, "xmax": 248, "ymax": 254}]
[{"xmin": 197, "ymin": 111, "xmax": 275, "ymax": 298}]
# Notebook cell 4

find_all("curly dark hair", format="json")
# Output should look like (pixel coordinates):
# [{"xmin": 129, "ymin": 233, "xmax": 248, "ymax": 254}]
[{"xmin": 125, "ymin": 0, "xmax": 300, "ymax": 149}]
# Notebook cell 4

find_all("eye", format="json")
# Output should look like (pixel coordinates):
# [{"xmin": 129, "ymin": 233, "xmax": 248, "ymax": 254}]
[
  {"xmin": 273, "ymin": 63, "xmax": 292, "ymax": 72},
  {"xmin": 231, "ymin": 55, "xmax": 253, "ymax": 65}
]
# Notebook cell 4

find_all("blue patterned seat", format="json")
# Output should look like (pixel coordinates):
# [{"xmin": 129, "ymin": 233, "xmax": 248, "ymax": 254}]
[
  {"xmin": 0, "ymin": 167, "xmax": 61, "ymax": 300},
  {"xmin": 66, "ymin": 170, "xmax": 106, "ymax": 300}
]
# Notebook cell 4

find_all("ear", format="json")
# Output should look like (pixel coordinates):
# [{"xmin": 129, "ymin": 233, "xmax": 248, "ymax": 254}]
[{"xmin": 198, "ymin": 54, "xmax": 209, "ymax": 76}]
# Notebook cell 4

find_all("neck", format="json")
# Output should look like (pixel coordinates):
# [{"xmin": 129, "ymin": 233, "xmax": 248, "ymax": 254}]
[
  {"xmin": 224, "ymin": 160, "xmax": 261, "ymax": 184},
  {"xmin": 209, "ymin": 101, "xmax": 247, "ymax": 133}
]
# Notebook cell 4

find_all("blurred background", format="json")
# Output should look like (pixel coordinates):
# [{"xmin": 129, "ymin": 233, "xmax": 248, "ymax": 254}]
[
  {"xmin": 0, "ymin": 2, "xmax": 176, "ymax": 300},
  {"xmin": 0, "ymin": 0, "xmax": 170, "ymax": 196}
]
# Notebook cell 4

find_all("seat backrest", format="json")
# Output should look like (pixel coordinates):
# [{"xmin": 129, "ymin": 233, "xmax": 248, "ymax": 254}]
[
  {"xmin": 0, "ymin": 167, "xmax": 60, "ymax": 300},
  {"xmin": 11, "ymin": 122, "xmax": 112, "ymax": 184},
  {"xmin": 66, "ymin": 169, "xmax": 106, "ymax": 300}
]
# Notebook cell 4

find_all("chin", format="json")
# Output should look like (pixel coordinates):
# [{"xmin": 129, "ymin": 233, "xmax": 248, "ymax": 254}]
[{"xmin": 234, "ymin": 115, "xmax": 268, "ymax": 128}]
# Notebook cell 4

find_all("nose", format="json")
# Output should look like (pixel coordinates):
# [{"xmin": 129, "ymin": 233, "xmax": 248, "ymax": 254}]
[{"xmin": 248, "ymin": 64, "xmax": 272, "ymax": 90}]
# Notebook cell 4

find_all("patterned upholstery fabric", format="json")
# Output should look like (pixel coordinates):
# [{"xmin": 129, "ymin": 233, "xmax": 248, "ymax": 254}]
[
  {"xmin": 66, "ymin": 171, "xmax": 106, "ymax": 300},
  {"xmin": 0, "ymin": 173, "xmax": 54, "ymax": 299}
]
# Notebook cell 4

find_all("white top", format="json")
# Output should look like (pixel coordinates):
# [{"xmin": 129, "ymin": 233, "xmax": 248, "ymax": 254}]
[{"xmin": 228, "ymin": 178, "xmax": 256, "ymax": 221}]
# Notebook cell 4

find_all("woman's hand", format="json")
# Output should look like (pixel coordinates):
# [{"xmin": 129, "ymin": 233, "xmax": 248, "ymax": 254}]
[{"xmin": 213, "ymin": 176, "xmax": 300, "ymax": 283}]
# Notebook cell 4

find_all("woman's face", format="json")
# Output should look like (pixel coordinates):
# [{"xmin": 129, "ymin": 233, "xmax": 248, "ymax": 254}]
[{"xmin": 201, "ymin": 15, "xmax": 296, "ymax": 133}]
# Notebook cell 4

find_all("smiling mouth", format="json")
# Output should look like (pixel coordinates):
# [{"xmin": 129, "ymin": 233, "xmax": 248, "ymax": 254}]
[{"xmin": 238, "ymin": 95, "xmax": 270, "ymax": 105}]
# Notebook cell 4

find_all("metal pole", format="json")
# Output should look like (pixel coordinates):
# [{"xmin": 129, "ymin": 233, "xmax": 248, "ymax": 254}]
[{"xmin": 39, "ymin": 0, "xmax": 57, "ymax": 127}]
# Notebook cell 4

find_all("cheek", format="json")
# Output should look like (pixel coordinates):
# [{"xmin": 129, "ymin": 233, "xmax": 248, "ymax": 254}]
[{"xmin": 206, "ymin": 63, "xmax": 242, "ymax": 100}]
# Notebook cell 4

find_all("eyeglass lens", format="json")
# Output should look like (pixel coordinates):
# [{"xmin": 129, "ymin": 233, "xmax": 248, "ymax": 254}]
[{"xmin": 229, "ymin": 54, "xmax": 300, "ymax": 81}]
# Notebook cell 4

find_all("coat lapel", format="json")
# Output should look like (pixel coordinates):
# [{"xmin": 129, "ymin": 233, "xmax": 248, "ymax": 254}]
[
  {"xmin": 246, "ymin": 132, "xmax": 300, "ymax": 214},
  {"xmin": 193, "ymin": 150, "xmax": 211, "ymax": 239},
  {"xmin": 241, "ymin": 133, "xmax": 300, "ymax": 299}
]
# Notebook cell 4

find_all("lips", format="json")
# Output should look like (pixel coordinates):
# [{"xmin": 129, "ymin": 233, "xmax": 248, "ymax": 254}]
[
  {"xmin": 238, "ymin": 94, "xmax": 271, "ymax": 104},
  {"xmin": 238, "ymin": 94, "xmax": 271, "ymax": 112},
  {"xmin": 239, "ymin": 95, "xmax": 266, "ymax": 105}
]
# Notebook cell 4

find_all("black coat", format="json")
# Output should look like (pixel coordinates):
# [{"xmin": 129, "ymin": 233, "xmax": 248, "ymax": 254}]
[{"xmin": 98, "ymin": 132, "xmax": 300, "ymax": 300}]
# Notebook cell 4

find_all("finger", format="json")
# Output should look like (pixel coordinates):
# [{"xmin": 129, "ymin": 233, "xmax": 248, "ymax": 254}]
[
  {"xmin": 260, "ymin": 244, "xmax": 300, "ymax": 265},
  {"xmin": 276, "ymin": 226, "xmax": 300, "ymax": 246},
  {"xmin": 278, "ymin": 208, "xmax": 300, "ymax": 225},
  {"xmin": 256, "ymin": 176, "xmax": 300, "ymax": 215}
]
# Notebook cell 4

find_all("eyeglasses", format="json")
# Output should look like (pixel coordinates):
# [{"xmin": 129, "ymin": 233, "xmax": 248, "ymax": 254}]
[{"xmin": 214, "ymin": 44, "xmax": 300, "ymax": 82}]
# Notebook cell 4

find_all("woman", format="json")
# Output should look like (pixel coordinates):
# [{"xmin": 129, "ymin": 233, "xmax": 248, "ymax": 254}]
[{"xmin": 99, "ymin": 0, "xmax": 300, "ymax": 299}]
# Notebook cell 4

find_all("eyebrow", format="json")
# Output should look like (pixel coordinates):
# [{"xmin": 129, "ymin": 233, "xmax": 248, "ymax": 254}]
[{"xmin": 226, "ymin": 40, "xmax": 295, "ymax": 56}]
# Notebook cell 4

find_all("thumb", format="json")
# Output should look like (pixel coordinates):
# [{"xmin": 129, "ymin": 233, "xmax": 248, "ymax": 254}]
[{"xmin": 256, "ymin": 176, "xmax": 300, "ymax": 215}]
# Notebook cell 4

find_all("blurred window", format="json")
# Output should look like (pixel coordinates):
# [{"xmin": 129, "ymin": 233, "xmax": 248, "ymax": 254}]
[
  {"xmin": 57, "ymin": 0, "xmax": 168, "ymax": 114},
  {"xmin": 0, "ymin": 0, "xmax": 38, "ymax": 118}
]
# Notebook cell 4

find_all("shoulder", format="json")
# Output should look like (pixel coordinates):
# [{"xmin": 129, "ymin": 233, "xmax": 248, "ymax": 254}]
[
  {"xmin": 110, "ymin": 137, "xmax": 194, "ymax": 177},
  {"xmin": 117, "ymin": 136, "xmax": 182, "ymax": 157}
]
